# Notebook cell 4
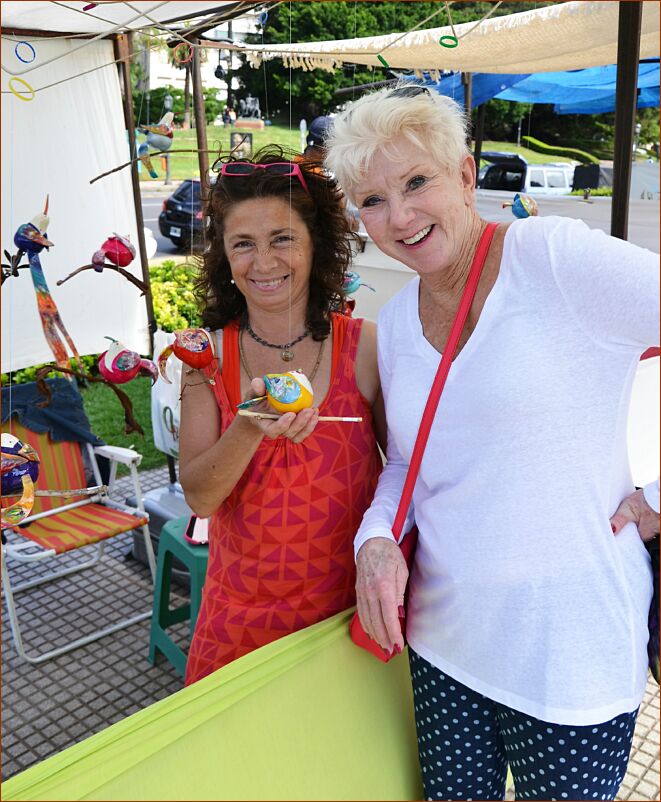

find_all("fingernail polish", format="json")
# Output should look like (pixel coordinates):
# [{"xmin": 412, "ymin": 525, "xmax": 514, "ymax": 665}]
[
  {"xmin": 393, "ymin": 643, "xmax": 402, "ymax": 655},
  {"xmin": 398, "ymin": 605, "xmax": 406, "ymax": 618},
  {"xmin": 611, "ymin": 524, "xmax": 617, "ymax": 534}
]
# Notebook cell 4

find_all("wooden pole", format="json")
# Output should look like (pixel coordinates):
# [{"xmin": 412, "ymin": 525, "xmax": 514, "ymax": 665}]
[
  {"xmin": 113, "ymin": 33, "xmax": 156, "ymax": 351},
  {"xmin": 611, "ymin": 1, "xmax": 642, "ymax": 240},
  {"xmin": 191, "ymin": 38, "xmax": 210, "ymax": 197}
]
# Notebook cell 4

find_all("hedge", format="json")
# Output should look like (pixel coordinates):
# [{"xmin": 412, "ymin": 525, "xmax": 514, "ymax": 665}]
[
  {"xmin": 150, "ymin": 258, "xmax": 202, "ymax": 332},
  {"xmin": 521, "ymin": 135, "xmax": 600, "ymax": 165}
]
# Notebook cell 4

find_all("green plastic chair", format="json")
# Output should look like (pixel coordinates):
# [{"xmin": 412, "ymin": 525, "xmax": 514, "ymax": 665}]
[{"xmin": 148, "ymin": 515, "xmax": 209, "ymax": 677}]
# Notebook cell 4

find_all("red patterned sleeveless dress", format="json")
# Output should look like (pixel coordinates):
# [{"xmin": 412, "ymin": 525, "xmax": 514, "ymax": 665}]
[{"xmin": 184, "ymin": 313, "xmax": 382, "ymax": 685}]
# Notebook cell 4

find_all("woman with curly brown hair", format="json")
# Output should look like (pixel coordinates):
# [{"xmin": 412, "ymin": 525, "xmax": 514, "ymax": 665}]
[{"xmin": 180, "ymin": 147, "xmax": 385, "ymax": 684}]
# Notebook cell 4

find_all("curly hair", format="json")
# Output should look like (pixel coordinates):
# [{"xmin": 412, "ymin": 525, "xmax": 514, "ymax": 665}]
[{"xmin": 195, "ymin": 145, "xmax": 355, "ymax": 341}]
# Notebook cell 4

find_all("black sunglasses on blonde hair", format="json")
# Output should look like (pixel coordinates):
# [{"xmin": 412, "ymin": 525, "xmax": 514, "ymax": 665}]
[{"xmin": 388, "ymin": 84, "xmax": 432, "ymax": 99}]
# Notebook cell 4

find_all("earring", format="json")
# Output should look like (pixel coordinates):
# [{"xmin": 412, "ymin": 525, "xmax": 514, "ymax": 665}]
[{"xmin": 230, "ymin": 279, "xmax": 235, "ymax": 284}]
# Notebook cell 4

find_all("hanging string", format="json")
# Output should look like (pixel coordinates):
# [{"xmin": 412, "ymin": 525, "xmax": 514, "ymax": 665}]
[
  {"xmin": 288, "ymin": 0, "xmax": 293, "ymax": 345},
  {"xmin": 351, "ymin": 1, "xmax": 357, "ymax": 100}
]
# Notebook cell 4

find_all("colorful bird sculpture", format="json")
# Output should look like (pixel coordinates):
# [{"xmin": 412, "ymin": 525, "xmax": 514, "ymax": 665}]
[
  {"xmin": 138, "ymin": 112, "xmax": 174, "ymax": 179},
  {"xmin": 1, "ymin": 433, "xmax": 40, "ymax": 525},
  {"xmin": 158, "ymin": 328, "xmax": 216, "ymax": 383},
  {"xmin": 98, "ymin": 337, "xmax": 157, "ymax": 385},
  {"xmin": 13, "ymin": 197, "xmax": 83, "ymax": 371},
  {"xmin": 264, "ymin": 371, "xmax": 314, "ymax": 414},
  {"xmin": 56, "ymin": 233, "xmax": 147, "ymax": 294},
  {"xmin": 239, "ymin": 371, "xmax": 315, "ymax": 414},
  {"xmin": 342, "ymin": 270, "xmax": 376, "ymax": 295},
  {"xmin": 502, "ymin": 193, "xmax": 538, "ymax": 219}
]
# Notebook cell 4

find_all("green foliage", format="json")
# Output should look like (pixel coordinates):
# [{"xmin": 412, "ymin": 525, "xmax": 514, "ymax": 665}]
[
  {"xmin": 150, "ymin": 259, "xmax": 202, "ymax": 332},
  {"xmin": 521, "ymin": 135, "xmax": 599, "ymax": 165},
  {"xmin": 1, "ymin": 355, "xmax": 97, "ymax": 387},
  {"xmin": 81, "ymin": 377, "xmax": 166, "ymax": 474},
  {"xmin": 480, "ymin": 99, "xmax": 533, "ymax": 142}
]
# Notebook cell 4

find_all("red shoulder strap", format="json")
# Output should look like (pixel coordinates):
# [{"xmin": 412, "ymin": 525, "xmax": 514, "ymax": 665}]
[{"xmin": 392, "ymin": 222, "xmax": 498, "ymax": 540}]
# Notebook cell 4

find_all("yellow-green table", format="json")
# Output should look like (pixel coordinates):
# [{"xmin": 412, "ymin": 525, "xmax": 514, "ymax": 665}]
[{"xmin": 3, "ymin": 610, "xmax": 423, "ymax": 801}]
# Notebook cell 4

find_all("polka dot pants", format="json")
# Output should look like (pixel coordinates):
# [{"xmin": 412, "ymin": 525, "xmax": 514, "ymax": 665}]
[{"xmin": 410, "ymin": 649, "xmax": 638, "ymax": 801}]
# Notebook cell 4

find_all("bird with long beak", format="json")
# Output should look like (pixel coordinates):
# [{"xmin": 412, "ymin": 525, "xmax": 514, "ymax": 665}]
[
  {"xmin": 12, "ymin": 197, "xmax": 83, "ymax": 371},
  {"xmin": 138, "ymin": 112, "xmax": 174, "ymax": 179}
]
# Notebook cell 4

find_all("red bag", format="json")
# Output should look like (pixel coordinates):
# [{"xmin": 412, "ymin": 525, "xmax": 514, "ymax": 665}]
[{"xmin": 350, "ymin": 222, "xmax": 498, "ymax": 662}]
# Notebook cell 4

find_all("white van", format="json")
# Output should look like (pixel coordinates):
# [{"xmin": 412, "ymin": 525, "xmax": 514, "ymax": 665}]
[{"xmin": 478, "ymin": 152, "xmax": 575, "ymax": 195}]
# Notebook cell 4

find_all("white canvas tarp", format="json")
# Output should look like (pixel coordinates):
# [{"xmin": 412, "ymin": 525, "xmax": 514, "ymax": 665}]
[
  {"xmin": 240, "ymin": 1, "xmax": 661, "ymax": 74},
  {"xmin": 1, "ymin": 36, "xmax": 150, "ymax": 373},
  {"xmin": 0, "ymin": 1, "xmax": 240, "ymax": 35}
]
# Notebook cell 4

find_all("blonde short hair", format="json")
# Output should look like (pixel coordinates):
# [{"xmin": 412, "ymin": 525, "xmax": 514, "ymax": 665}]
[{"xmin": 324, "ymin": 82, "xmax": 470, "ymax": 202}]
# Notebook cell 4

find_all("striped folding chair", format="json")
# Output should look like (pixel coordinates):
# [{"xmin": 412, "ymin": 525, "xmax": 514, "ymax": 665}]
[{"xmin": 1, "ymin": 414, "xmax": 156, "ymax": 664}]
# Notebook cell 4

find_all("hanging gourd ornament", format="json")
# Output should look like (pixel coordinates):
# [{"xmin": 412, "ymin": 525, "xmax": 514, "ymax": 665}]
[
  {"xmin": 92, "ymin": 233, "xmax": 136, "ymax": 269},
  {"xmin": 98, "ymin": 337, "xmax": 158, "ymax": 385},
  {"xmin": 263, "ymin": 371, "xmax": 314, "ymax": 414},
  {"xmin": 342, "ymin": 270, "xmax": 376, "ymax": 295},
  {"xmin": 502, "ymin": 193, "xmax": 538, "ymax": 219},
  {"xmin": 1, "ymin": 433, "xmax": 40, "ymax": 525},
  {"xmin": 158, "ymin": 328, "xmax": 216, "ymax": 383}
]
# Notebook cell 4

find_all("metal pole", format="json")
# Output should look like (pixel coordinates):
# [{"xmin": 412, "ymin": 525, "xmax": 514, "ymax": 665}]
[
  {"xmin": 473, "ymin": 103, "xmax": 486, "ymax": 189},
  {"xmin": 462, "ymin": 72, "xmax": 472, "ymax": 126},
  {"xmin": 191, "ymin": 37, "xmax": 210, "ymax": 197},
  {"xmin": 611, "ymin": 1, "xmax": 642, "ymax": 241},
  {"xmin": 226, "ymin": 21, "xmax": 233, "ymax": 107},
  {"xmin": 114, "ymin": 33, "xmax": 156, "ymax": 350}
]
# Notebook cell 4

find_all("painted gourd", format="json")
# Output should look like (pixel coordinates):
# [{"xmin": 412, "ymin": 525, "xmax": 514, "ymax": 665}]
[
  {"xmin": 263, "ymin": 371, "xmax": 314, "ymax": 414},
  {"xmin": 1, "ymin": 433, "xmax": 40, "ymax": 525}
]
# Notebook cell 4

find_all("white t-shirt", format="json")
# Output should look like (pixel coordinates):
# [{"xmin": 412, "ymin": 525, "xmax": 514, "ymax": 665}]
[{"xmin": 355, "ymin": 216, "xmax": 660, "ymax": 725}]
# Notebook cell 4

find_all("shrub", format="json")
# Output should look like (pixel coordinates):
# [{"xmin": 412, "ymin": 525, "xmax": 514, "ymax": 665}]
[
  {"xmin": 570, "ymin": 187, "xmax": 613, "ymax": 197},
  {"xmin": 522, "ymin": 135, "xmax": 599, "ymax": 165},
  {"xmin": 1, "ymin": 355, "xmax": 97, "ymax": 386},
  {"xmin": 150, "ymin": 259, "xmax": 202, "ymax": 332}
]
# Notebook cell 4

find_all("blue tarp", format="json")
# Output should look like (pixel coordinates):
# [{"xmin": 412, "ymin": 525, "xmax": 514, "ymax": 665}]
[
  {"xmin": 500, "ymin": 61, "xmax": 660, "ymax": 114},
  {"xmin": 412, "ymin": 61, "xmax": 660, "ymax": 114}
]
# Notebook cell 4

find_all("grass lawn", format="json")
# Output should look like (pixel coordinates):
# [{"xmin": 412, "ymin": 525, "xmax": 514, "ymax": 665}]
[
  {"xmin": 140, "ymin": 125, "xmax": 578, "ymax": 183},
  {"xmin": 480, "ymin": 140, "xmax": 575, "ymax": 166},
  {"xmin": 140, "ymin": 123, "xmax": 302, "ymax": 182},
  {"xmin": 81, "ymin": 377, "xmax": 167, "ymax": 475}
]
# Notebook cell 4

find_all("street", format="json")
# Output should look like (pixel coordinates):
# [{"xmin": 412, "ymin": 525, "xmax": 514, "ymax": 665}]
[{"xmin": 141, "ymin": 185, "xmax": 660, "ymax": 259}]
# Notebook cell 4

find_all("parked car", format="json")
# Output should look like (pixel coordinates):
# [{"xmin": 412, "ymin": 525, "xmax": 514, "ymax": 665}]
[
  {"xmin": 478, "ymin": 151, "xmax": 575, "ymax": 195},
  {"xmin": 158, "ymin": 179, "xmax": 205, "ymax": 251}
]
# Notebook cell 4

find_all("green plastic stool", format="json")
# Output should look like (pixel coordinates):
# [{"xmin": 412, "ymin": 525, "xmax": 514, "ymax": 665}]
[{"xmin": 148, "ymin": 515, "xmax": 209, "ymax": 677}]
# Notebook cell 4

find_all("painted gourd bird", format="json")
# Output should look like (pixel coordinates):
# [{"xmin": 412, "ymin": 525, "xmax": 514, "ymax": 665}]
[
  {"xmin": 237, "ymin": 370, "xmax": 314, "ymax": 414},
  {"xmin": 13, "ymin": 197, "xmax": 83, "ymax": 371},
  {"xmin": 98, "ymin": 337, "xmax": 157, "ymax": 385},
  {"xmin": 158, "ymin": 328, "xmax": 216, "ymax": 384},
  {"xmin": 138, "ymin": 112, "xmax": 174, "ymax": 179},
  {"xmin": 342, "ymin": 270, "xmax": 376, "ymax": 295},
  {"xmin": 56, "ymin": 233, "xmax": 147, "ymax": 295},
  {"xmin": 502, "ymin": 193, "xmax": 538, "ymax": 219},
  {"xmin": 1, "ymin": 433, "xmax": 40, "ymax": 526}
]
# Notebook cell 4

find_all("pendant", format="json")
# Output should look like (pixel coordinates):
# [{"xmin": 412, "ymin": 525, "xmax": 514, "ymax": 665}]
[{"xmin": 281, "ymin": 349, "xmax": 294, "ymax": 362}]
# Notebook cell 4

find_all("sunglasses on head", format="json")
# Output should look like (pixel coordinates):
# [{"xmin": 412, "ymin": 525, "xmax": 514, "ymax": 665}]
[
  {"xmin": 220, "ymin": 161, "xmax": 310, "ymax": 195},
  {"xmin": 389, "ymin": 85, "xmax": 432, "ymax": 100}
]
